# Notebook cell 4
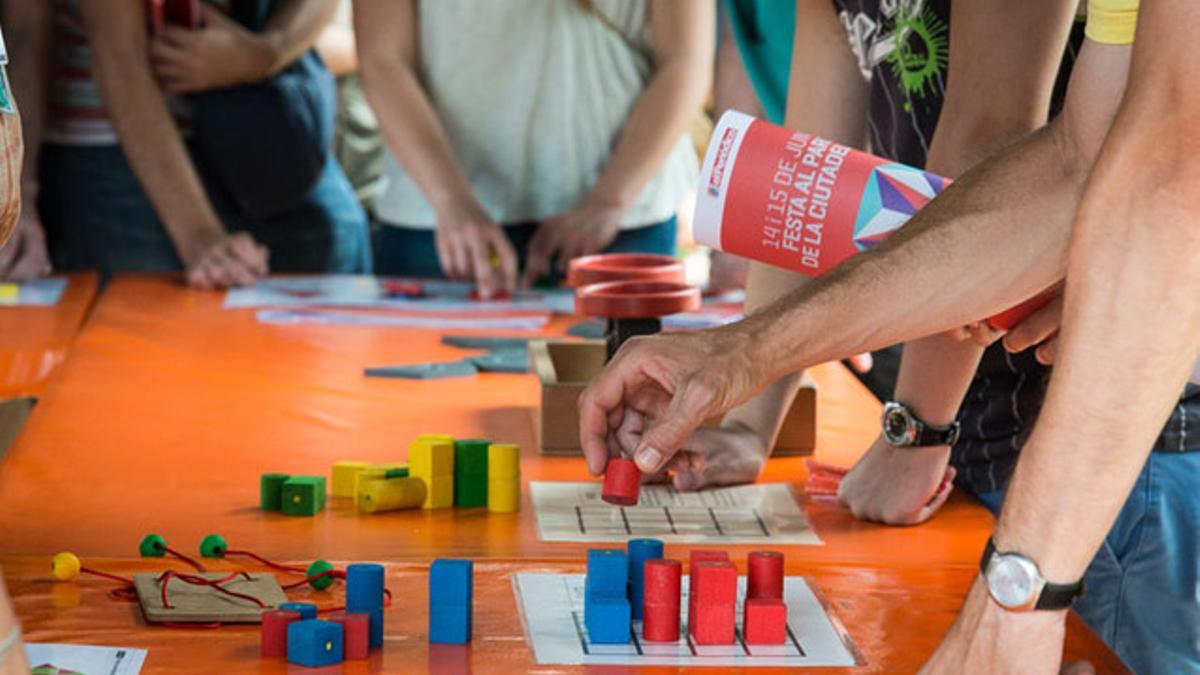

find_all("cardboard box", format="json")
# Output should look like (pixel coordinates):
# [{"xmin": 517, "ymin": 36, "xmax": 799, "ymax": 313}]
[
  {"xmin": 529, "ymin": 341, "xmax": 815, "ymax": 456},
  {"xmin": 0, "ymin": 396, "xmax": 35, "ymax": 459}
]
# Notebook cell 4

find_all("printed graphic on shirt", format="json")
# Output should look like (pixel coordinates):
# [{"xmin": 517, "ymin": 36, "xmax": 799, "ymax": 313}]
[{"xmin": 0, "ymin": 67, "xmax": 15, "ymax": 115}]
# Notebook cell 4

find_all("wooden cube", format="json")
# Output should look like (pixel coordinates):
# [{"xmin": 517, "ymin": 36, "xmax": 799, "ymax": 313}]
[{"xmin": 281, "ymin": 476, "xmax": 326, "ymax": 516}]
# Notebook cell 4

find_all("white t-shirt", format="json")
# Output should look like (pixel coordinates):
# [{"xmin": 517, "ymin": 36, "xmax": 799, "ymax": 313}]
[{"xmin": 375, "ymin": 0, "xmax": 698, "ymax": 230}]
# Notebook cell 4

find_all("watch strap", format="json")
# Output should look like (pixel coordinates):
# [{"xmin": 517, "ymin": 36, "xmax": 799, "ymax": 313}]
[{"xmin": 981, "ymin": 538, "xmax": 1085, "ymax": 611}]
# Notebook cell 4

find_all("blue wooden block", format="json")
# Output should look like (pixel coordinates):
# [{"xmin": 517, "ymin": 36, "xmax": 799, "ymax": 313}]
[
  {"xmin": 279, "ymin": 602, "xmax": 317, "ymax": 620},
  {"xmin": 346, "ymin": 563, "xmax": 384, "ymax": 612},
  {"xmin": 430, "ymin": 602, "xmax": 472, "ymax": 644},
  {"xmin": 367, "ymin": 606, "xmax": 384, "ymax": 649},
  {"xmin": 429, "ymin": 559, "xmax": 474, "ymax": 605},
  {"xmin": 585, "ymin": 549, "xmax": 628, "ymax": 599},
  {"xmin": 287, "ymin": 619, "xmax": 344, "ymax": 667},
  {"xmin": 627, "ymin": 538, "xmax": 664, "ymax": 620},
  {"xmin": 584, "ymin": 596, "xmax": 631, "ymax": 644}
]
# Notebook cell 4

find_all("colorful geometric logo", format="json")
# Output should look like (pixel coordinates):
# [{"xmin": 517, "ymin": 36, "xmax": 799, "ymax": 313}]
[{"xmin": 853, "ymin": 163, "xmax": 946, "ymax": 251}]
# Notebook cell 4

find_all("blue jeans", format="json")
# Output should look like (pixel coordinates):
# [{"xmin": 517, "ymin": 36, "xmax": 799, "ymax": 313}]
[
  {"xmin": 976, "ymin": 451, "xmax": 1200, "ymax": 675},
  {"xmin": 39, "ymin": 143, "xmax": 371, "ymax": 278},
  {"xmin": 372, "ymin": 217, "xmax": 678, "ymax": 279}
]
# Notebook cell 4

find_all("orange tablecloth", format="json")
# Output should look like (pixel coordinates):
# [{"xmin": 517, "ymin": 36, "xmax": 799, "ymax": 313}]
[
  {"xmin": 0, "ymin": 275, "xmax": 1126, "ymax": 672},
  {"xmin": 0, "ymin": 273, "xmax": 98, "ymax": 398}
]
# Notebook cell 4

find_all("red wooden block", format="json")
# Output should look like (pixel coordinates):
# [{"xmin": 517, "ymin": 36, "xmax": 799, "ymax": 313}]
[
  {"xmin": 643, "ymin": 559, "xmax": 681, "ymax": 642},
  {"xmin": 743, "ymin": 598, "xmax": 787, "ymax": 644},
  {"xmin": 260, "ymin": 609, "xmax": 301, "ymax": 657},
  {"xmin": 692, "ymin": 562, "xmax": 736, "ymax": 605},
  {"xmin": 691, "ymin": 602, "xmax": 736, "ymax": 644},
  {"xmin": 687, "ymin": 551, "xmax": 730, "ymax": 629},
  {"xmin": 747, "ymin": 550, "xmax": 784, "ymax": 600},
  {"xmin": 601, "ymin": 457, "xmax": 641, "ymax": 506},
  {"xmin": 328, "ymin": 610, "xmax": 370, "ymax": 659}
]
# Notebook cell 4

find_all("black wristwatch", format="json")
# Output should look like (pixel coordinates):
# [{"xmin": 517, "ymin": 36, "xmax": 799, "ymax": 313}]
[
  {"xmin": 980, "ymin": 537, "xmax": 1085, "ymax": 611},
  {"xmin": 881, "ymin": 401, "xmax": 960, "ymax": 447}
]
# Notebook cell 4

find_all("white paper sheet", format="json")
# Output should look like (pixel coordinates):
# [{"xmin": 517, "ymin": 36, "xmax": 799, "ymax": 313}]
[
  {"xmin": 257, "ymin": 308, "xmax": 549, "ymax": 331},
  {"xmin": 0, "ymin": 278, "xmax": 68, "ymax": 307},
  {"xmin": 513, "ymin": 572, "xmax": 859, "ymax": 667},
  {"xmin": 531, "ymin": 482, "xmax": 821, "ymax": 545},
  {"xmin": 25, "ymin": 643, "xmax": 147, "ymax": 674}
]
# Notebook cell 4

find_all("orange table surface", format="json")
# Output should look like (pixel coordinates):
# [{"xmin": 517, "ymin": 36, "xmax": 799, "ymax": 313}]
[
  {"xmin": 0, "ymin": 272, "xmax": 99, "ymax": 398},
  {"xmin": 0, "ymin": 275, "xmax": 991, "ymax": 567},
  {"xmin": 2, "ymin": 557, "xmax": 1128, "ymax": 674}
]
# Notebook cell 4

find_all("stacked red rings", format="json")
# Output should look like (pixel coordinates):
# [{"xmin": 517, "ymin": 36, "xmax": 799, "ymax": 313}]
[
  {"xmin": 260, "ymin": 609, "xmax": 301, "ymax": 657},
  {"xmin": 566, "ymin": 253, "xmax": 685, "ymax": 287},
  {"xmin": 642, "ymin": 559, "xmax": 682, "ymax": 642},
  {"xmin": 747, "ymin": 550, "xmax": 784, "ymax": 599}
]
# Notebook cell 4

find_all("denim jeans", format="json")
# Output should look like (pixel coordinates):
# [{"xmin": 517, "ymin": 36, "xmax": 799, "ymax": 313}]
[
  {"xmin": 372, "ymin": 217, "xmax": 678, "ymax": 279},
  {"xmin": 976, "ymin": 451, "xmax": 1200, "ymax": 675},
  {"xmin": 39, "ymin": 143, "xmax": 371, "ymax": 278}
]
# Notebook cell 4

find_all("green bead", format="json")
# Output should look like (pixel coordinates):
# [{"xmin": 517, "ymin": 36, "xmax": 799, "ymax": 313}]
[
  {"xmin": 199, "ymin": 534, "xmax": 227, "ymax": 558},
  {"xmin": 260, "ymin": 473, "xmax": 290, "ymax": 511},
  {"xmin": 281, "ymin": 476, "xmax": 326, "ymax": 516},
  {"xmin": 139, "ymin": 533, "xmax": 167, "ymax": 557},
  {"xmin": 307, "ymin": 559, "xmax": 335, "ymax": 591},
  {"xmin": 384, "ymin": 467, "xmax": 409, "ymax": 479}
]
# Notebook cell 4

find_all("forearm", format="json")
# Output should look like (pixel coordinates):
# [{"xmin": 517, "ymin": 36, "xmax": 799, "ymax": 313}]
[
  {"xmin": 82, "ymin": 4, "xmax": 223, "ymax": 259},
  {"xmin": 589, "ymin": 63, "xmax": 711, "ymax": 211},
  {"xmin": 260, "ymin": 0, "xmax": 339, "ymax": 75},
  {"xmin": 315, "ymin": 22, "xmax": 356, "ymax": 77},
  {"xmin": 3, "ymin": 2, "xmax": 53, "ymax": 200}
]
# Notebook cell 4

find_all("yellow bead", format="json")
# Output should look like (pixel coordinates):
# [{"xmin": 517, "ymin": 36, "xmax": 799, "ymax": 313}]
[
  {"xmin": 488, "ymin": 443, "xmax": 520, "ymax": 479},
  {"xmin": 331, "ymin": 461, "xmax": 371, "ymax": 499},
  {"xmin": 487, "ymin": 477, "xmax": 520, "ymax": 513},
  {"xmin": 357, "ymin": 477, "xmax": 427, "ymax": 513},
  {"xmin": 52, "ymin": 552, "xmax": 81, "ymax": 581}
]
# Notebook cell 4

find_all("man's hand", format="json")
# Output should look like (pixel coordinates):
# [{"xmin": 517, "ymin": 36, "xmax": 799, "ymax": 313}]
[
  {"xmin": 578, "ymin": 326, "xmax": 769, "ymax": 477},
  {"xmin": 920, "ymin": 577, "xmax": 1091, "ymax": 675},
  {"xmin": 521, "ymin": 200, "xmax": 624, "ymax": 288},
  {"xmin": 433, "ymin": 200, "xmax": 517, "ymax": 299},
  {"xmin": 151, "ymin": 6, "xmax": 276, "ymax": 94},
  {"xmin": 837, "ymin": 435, "xmax": 956, "ymax": 526},
  {"xmin": 1002, "ymin": 294, "xmax": 1063, "ymax": 365},
  {"xmin": 0, "ymin": 209, "xmax": 50, "ymax": 281},
  {"xmin": 183, "ymin": 231, "xmax": 269, "ymax": 289}
]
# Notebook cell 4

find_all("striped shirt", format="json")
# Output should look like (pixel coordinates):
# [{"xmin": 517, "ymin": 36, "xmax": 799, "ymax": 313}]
[{"xmin": 46, "ymin": 0, "xmax": 232, "ymax": 146}]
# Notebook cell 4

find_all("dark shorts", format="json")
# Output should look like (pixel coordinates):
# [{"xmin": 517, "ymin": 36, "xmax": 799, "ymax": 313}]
[
  {"xmin": 372, "ymin": 217, "xmax": 678, "ymax": 280},
  {"xmin": 39, "ymin": 143, "xmax": 372, "ymax": 278}
]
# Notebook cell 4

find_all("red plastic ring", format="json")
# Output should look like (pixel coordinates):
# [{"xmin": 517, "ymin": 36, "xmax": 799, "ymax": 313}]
[
  {"xmin": 576, "ymin": 281, "xmax": 701, "ymax": 319},
  {"xmin": 566, "ymin": 254, "xmax": 685, "ymax": 287}
]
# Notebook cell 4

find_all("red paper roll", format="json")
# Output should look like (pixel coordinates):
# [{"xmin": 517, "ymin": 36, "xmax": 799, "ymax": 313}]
[
  {"xmin": 260, "ymin": 609, "xmax": 301, "ymax": 657},
  {"xmin": 329, "ymin": 610, "xmax": 370, "ymax": 659},
  {"xmin": 747, "ymin": 550, "xmax": 784, "ymax": 600},
  {"xmin": 576, "ymin": 281, "xmax": 701, "ymax": 320},
  {"xmin": 601, "ymin": 457, "xmax": 641, "ymax": 506}
]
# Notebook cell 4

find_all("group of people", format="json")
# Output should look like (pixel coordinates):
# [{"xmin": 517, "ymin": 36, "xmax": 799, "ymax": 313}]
[
  {"xmin": 1, "ymin": 0, "xmax": 1197, "ymax": 673},
  {"xmin": 0, "ymin": 0, "xmax": 710, "ymax": 294}
]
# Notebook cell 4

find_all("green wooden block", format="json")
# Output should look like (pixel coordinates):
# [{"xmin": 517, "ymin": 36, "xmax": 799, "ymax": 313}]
[
  {"xmin": 281, "ymin": 476, "xmax": 327, "ymax": 516},
  {"xmin": 454, "ymin": 439, "xmax": 490, "ymax": 476},
  {"xmin": 454, "ymin": 473, "xmax": 488, "ymax": 508},
  {"xmin": 385, "ymin": 467, "xmax": 409, "ymax": 478},
  {"xmin": 260, "ymin": 473, "xmax": 290, "ymax": 511}
]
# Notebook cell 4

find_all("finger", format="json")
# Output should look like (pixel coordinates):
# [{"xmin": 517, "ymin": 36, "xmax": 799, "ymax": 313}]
[
  {"xmin": 944, "ymin": 326, "xmax": 971, "ymax": 342},
  {"xmin": 186, "ymin": 263, "xmax": 214, "ymax": 290},
  {"xmin": 202, "ymin": 248, "xmax": 238, "ymax": 288},
  {"xmin": 913, "ymin": 469, "xmax": 956, "ymax": 524},
  {"xmin": 521, "ymin": 228, "xmax": 555, "ymax": 288},
  {"xmin": 1003, "ymin": 295, "xmax": 1064, "ymax": 354},
  {"xmin": 633, "ymin": 375, "xmax": 718, "ymax": 474},
  {"xmin": 228, "ymin": 234, "xmax": 268, "ymax": 276},
  {"xmin": 579, "ymin": 358, "xmax": 647, "ymax": 476},
  {"xmin": 848, "ymin": 352, "xmax": 873, "ymax": 373},
  {"xmin": 150, "ymin": 38, "xmax": 190, "ymax": 66},
  {"xmin": 434, "ymin": 232, "xmax": 455, "ymax": 280},
  {"xmin": 966, "ymin": 321, "xmax": 1005, "ymax": 347},
  {"xmin": 446, "ymin": 236, "xmax": 468, "ymax": 280},
  {"xmin": 1035, "ymin": 336, "xmax": 1058, "ymax": 365},
  {"xmin": 466, "ymin": 237, "xmax": 497, "ymax": 298},
  {"xmin": 490, "ymin": 231, "xmax": 518, "ymax": 294},
  {"xmin": 1060, "ymin": 661, "xmax": 1095, "ymax": 675},
  {"xmin": 159, "ymin": 26, "xmax": 198, "ymax": 50}
]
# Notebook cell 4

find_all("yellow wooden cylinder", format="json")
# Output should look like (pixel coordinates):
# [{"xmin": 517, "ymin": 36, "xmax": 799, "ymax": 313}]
[
  {"xmin": 488, "ymin": 477, "xmax": 520, "ymax": 513},
  {"xmin": 357, "ymin": 477, "xmax": 427, "ymax": 513}
]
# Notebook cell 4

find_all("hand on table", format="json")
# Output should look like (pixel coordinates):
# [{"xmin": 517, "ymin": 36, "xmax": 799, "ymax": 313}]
[
  {"xmin": 613, "ymin": 415, "xmax": 770, "ymax": 491},
  {"xmin": 434, "ymin": 201, "xmax": 517, "ymax": 300},
  {"xmin": 151, "ymin": 6, "xmax": 277, "ymax": 94},
  {"xmin": 0, "ymin": 209, "xmax": 50, "ymax": 281},
  {"xmin": 521, "ymin": 200, "xmax": 624, "ymax": 288},
  {"xmin": 919, "ymin": 577, "xmax": 1092, "ymax": 675},
  {"xmin": 837, "ymin": 435, "xmax": 956, "ymax": 526},
  {"xmin": 579, "ymin": 326, "xmax": 769, "ymax": 478},
  {"xmin": 183, "ymin": 231, "xmax": 269, "ymax": 289}
]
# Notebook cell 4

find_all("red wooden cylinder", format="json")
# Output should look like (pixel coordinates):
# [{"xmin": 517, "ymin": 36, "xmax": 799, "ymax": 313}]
[
  {"xmin": 642, "ymin": 602, "xmax": 681, "ymax": 642},
  {"xmin": 643, "ymin": 559, "xmax": 682, "ymax": 642},
  {"xmin": 328, "ymin": 610, "xmax": 370, "ymax": 659},
  {"xmin": 601, "ymin": 457, "xmax": 641, "ymax": 506},
  {"xmin": 260, "ymin": 609, "xmax": 301, "ymax": 657},
  {"xmin": 747, "ymin": 550, "xmax": 784, "ymax": 599}
]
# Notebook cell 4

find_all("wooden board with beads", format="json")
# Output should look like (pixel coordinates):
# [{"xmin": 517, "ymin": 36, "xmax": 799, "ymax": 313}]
[{"xmin": 133, "ymin": 572, "xmax": 288, "ymax": 624}]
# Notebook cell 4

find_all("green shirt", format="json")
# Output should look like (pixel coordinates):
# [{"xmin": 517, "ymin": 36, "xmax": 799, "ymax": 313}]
[{"xmin": 723, "ymin": 0, "xmax": 795, "ymax": 124}]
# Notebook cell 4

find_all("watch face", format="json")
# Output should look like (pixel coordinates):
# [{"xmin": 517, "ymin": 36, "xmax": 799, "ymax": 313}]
[
  {"xmin": 987, "ymin": 555, "xmax": 1038, "ymax": 609},
  {"xmin": 884, "ymin": 407, "xmax": 910, "ymax": 445}
]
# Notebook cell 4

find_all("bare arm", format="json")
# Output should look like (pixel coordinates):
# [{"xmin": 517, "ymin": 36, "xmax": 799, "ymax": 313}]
[{"xmin": 355, "ymin": 0, "xmax": 517, "ymax": 296}]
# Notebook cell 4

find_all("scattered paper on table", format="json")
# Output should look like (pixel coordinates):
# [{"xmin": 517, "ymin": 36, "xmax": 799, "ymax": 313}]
[
  {"xmin": 225, "ymin": 275, "xmax": 575, "ymax": 313},
  {"xmin": 257, "ymin": 309, "xmax": 548, "ymax": 331},
  {"xmin": 0, "ymin": 278, "xmax": 68, "ymax": 307},
  {"xmin": 531, "ymin": 482, "xmax": 821, "ymax": 545},
  {"xmin": 25, "ymin": 643, "xmax": 147, "ymax": 674},
  {"xmin": 513, "ymin": 573, "xmax": 859, "ymax": 667}
]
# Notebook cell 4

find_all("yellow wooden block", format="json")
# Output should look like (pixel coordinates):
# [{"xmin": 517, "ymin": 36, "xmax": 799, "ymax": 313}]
[
  {"xmin": 410, "ymin": 439, "xmax": 454, "ymax": 477},
  {"xmin": 418, "ymin": 433, "xmax": 455, "ymax": 444},
  {"xmin": 487, "ymin": 443, "xmax": 520, "ymax": 479},
  {"xmin": 422, "ymin": 477, "xmax": 454, "ymax": 509},
  {"xmin": 487, "ymin": 477, "xmax": 520, "ymax": 513},
  {"xmin": 331, "ymin": 461, "xmax": 371, "ymax": 499},
  {"xmin": 357, "ymin": 477, "xmax": 427, "ymax": 513},
  {"xmin": 0, "ymin": 283, "xmax": 18, "ymax": 300},
  {"xmin": 353, "ymin": 468, "xmax": 387, "ymax": 497}
]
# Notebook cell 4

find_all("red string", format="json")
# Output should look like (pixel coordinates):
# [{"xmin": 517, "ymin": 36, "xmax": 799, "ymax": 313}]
[
  {"xmin": 222, "ymin": 549, "xmax": 306, "ymax": 575},
  {"xmin": 162, "ymin": 546, "xmax": 206, "ymax": 573},
  {"xmin": 80, "ymin": 566, "xmax": 135, "ymax": 586},
  {"xmin": 156, "ymin": 570, "xmax": 265, "ymax": 610},
  {"xmin": 280, "ymin": 569, "xmax": 345, "ymax": 590}
]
